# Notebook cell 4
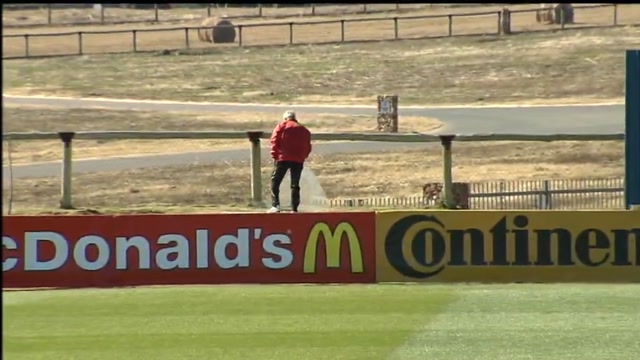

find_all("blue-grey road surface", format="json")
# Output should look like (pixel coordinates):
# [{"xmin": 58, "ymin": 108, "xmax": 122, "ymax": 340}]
[{"xmin": 2, "ymin": 95, "xmax": 624, "ymax": 179}]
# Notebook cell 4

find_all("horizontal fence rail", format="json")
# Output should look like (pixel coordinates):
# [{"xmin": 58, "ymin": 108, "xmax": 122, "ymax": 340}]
[
  {"xmin": 2, "ymin": 131, "xmax": 626, "ymax": 142},
  {"xmin": 2, "ymin": 3, "xmax": 436, "ymax": 27},
  {"xmin": 1, "ymin": 131, "xmax": 627, "ymax": 211},
  {"xmin": 3, "ymin": 4, "xmax": 631, "ymax": 60}
]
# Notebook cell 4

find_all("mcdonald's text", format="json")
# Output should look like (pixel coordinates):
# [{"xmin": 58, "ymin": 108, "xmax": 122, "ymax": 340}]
[{"xmin": 2, "ymin": 213, "xmax": 376, "ymax": 288}]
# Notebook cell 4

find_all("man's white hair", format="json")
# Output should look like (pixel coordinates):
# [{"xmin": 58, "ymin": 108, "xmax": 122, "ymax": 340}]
[{"xmin": 283, "ymin": 110, "xmax": 296, "ymax": 120}]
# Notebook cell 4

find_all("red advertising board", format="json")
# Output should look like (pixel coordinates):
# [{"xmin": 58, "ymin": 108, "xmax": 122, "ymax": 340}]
[{"xmin": 2, "ymin": 213, "xmax": 376, "ymax": 288}]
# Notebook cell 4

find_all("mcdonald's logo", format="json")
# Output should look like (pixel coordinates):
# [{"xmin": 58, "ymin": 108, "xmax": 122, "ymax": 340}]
[{"xmin": 303, "ymin": 222, "xmax": 364, "ymax": 274}]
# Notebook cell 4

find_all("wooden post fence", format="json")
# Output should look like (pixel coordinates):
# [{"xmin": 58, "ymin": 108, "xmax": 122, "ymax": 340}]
[
  {"xmin": 2, "ymin": 4, "xmax": 630, "ymax": 60},
  {"xmin": 1, "ymin": 131, "xmax": 625, "ymax": 210}
]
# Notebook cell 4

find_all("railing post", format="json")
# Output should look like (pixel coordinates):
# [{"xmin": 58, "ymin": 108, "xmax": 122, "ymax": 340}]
[
  {"xmin": 289, "ymin": 22, "xmax": 294, "ymax": 44},
  {"xmin": 501, "ymin": 8, "xmax": 512, "ymax": 35},
  {"xmin": 440, "ymin": 135, "xmax": 455, "ymax": 207},
  {"xmin": 258, "ymin": 4, "xmax": 263, "ymax": 17},
  {"xmin": 340, "ymin": 20, "xmax": 345, "ymax": 42},
  {"xmin": 184, "ymin": 27, "xmax": 190, "ymax": 48},
  {"xmin": 393, "ymin": 17, "xmax": 399, "ymax": 40},
  {"xmin": 77, "ymin": 32, "xmax": 83, "ymax": 55},
  {"xmin": 154, "ymin": 3, "xmax": 159, "ymax": 22},
  {"xmin": 448, "ymin": 15, "xmax": 453, "ymax": 36},
  {"xmin": 47, "ymin": 4, "xmax": 52, "ymax": 24},
  {"xmin": 247, "ymin": 131, "xmax": 264, "ymax": 206},
  {"xmin": 24, "ymin": 34, "xmax": 30, "ymax": 58},
  {"xmin": 613, "ymin": 4, "xmax": 618, "ymax": 26},
  {"xmin": 439, "ymin": 135, "xmax": 455, "ymax": 207},
  {"xmin": 207, "ymin": 4, "xmax": 212, "ymax": 17},
  {"xmin": 59, "ymin": 132, "xmax": 75, "ymax": 209},
  {"xmin": 100, "ymin": 5, "xmax": 105, "ymax": 23},
  {"xmin": 132, "ymin": 30, "xmax": 137, "ymax": 52},
  {"xmin": 238, "ymin": 25, "xmax": 243, "ymax": 46}
]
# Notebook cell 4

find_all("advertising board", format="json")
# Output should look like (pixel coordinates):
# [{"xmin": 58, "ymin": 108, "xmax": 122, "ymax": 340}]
[
  {"xmin": 376, "ymin": 211, "xmax": 640, "ymax": 283},
  {"xmin": 2, "ymin": 212, "xmax": 376, "ymax": 288}
]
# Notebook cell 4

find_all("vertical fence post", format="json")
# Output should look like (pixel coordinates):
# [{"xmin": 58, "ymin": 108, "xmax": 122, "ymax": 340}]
[
  {"xmin": 59, "ymin": 132, "xmax": 75, "ymax": 209},
  {"xmin": 238, "ymin": 25, "xmax": 243, "ymax": 46},
  {"xmin": 154, "ymin": 3, "xmax": 159, "ymax": 22},
  {"xmin": 625, "ymin": 50, "xmax": 640, "ymax": 209},
  {"xmin": 132, "ymin": 30, "xmax": 137, "ymax": 52},
  {"xmin": 501, "ymin": 8, "xmax": 511, "ymax": 35},
  {"xmin": 396, "ymin": 3, "xmax": 400, "ymax": 11},
  {"xmin": 247, "ymin": 131, "xmax": 264, "ymax": 206},
  {"xmin": 448, "ymin": 15, "xmax": 453, "ymax": 36},
  {"xmin": 311, "ymin": 4, "xmax": 316, "ymax": 15},
  {"xmin": 100, "ymin": 5, "xmax": 105, "ymax": 23},
  {"xmin": 184, "ymin": 27, "xmax": 190, "ymax": 49},
  {"xmin": 439, "ymin": 135, "xmax": 455, "ymax": 207},
  {"xmin": 24, "ymin": 34, "xmax": 30, "ymax": 58},
  {"xmin": 340, "ymin": 20, "xmax": 345, "ymax": 42},
  {"xmin": 540, "ymin": 180, "xmax": 552, "ymax": 209},
  {"xmin": 362, "ymin": 4, "xmax": 367, "ymax": 13},
  {"xmin": 77, "ymin": 32, "xmax": 83, "ymax": 55},
  {"xmin": 207, "ymin": 4, "xmax": 212, "ymax": 17},
  {"xmin": 47, "ymin": 4, "xmax": 52, "ymax": 24},
  {"xmin": 613, "ymin": 4, "xmax": 618, "ymax": 26},
  {"xmin": 258, "ymin": 4, "xmax": 263, "ymax": 17},
  {"xmin": 289, "ymin": 22, "xmax": 294, "ymax": 44},
  {"xmin": 393, "ymin": 17, "xmax": 399, "ymax": 40}
]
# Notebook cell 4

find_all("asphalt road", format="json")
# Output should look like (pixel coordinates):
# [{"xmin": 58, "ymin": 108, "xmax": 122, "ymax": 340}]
[{"xmin": 2, "ymin": 95, "xmax": 625, "ymax": 179}]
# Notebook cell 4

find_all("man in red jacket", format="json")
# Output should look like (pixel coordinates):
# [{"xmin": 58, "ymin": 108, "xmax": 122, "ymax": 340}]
[{"xmin": 268, "ymin": 110, "xmax": 312, "ymax": 213}]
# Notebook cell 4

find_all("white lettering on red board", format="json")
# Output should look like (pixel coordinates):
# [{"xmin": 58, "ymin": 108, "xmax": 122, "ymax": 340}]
[{"xmin": 2, "ymin": 228, "xmax": 293, "ymax": 272}]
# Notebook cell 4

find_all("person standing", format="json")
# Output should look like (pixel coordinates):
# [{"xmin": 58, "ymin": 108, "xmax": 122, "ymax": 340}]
[{"xmin": 268, "ymin": 111, "xmax": 312, "ymax": 213}]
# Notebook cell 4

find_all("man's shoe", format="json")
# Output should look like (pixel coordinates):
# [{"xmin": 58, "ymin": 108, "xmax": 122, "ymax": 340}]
[{"xmin": 267, "ymin": 206, "xmax": 280, "ymax": 213}]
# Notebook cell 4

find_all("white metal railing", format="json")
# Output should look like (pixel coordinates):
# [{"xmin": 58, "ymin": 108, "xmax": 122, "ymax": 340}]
[{"xmin": 2, "ymin": 131, "xmax": 625, "ymax": 209}]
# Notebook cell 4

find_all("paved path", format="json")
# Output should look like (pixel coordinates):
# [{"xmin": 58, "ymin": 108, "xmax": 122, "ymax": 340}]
[{"xmin": 2, "ymin": 95, "xmax": 625, "ymax": 179}]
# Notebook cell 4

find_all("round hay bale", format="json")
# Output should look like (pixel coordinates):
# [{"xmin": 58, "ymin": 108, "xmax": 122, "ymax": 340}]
[
  {"xmin": 553, "ymin": 3, "xmax": 574, "ymax": 25},
  {"xmin": 536, "ymin": 3, "xmax": 574, "ymax": 25},
  {"xmin": 198, "ymin": 17, "xmax": 236, "ymax": 44}
]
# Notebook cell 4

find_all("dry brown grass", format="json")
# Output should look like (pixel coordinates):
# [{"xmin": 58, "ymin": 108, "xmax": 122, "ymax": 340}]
[
  {"xmin": 3, "ymin": 140, "xmax": 623, "ymax": 214},
  {"xmin": 1, "ymin": 106, "xmax": 441, "ymax": 164},
  {"xmin": 1, "ymin": 4, "xmax": 437, "ymax": 28},
  {"xmin": 3, "ymin": 4, "xmax": 638, "ymax": 58},
  {"xmin": 4, "ymin": 26, "xmax": 637, "ymax": 106}
]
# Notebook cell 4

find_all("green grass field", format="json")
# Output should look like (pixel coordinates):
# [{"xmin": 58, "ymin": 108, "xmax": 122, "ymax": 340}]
[
  {"xmin": 3, "ymin": 284, "xmax": 640, "ymax": 360},
  {"xmin": 3, "ymin": 284, "xmax": 639, "ymax": 360}
]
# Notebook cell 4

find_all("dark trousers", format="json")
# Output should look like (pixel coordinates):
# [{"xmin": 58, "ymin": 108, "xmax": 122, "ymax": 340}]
[{"xmin": 271, "ymin": 160, "xmax": 303, "ymax": 211}]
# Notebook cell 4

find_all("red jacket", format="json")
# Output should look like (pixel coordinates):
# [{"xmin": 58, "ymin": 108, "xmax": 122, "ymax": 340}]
[{"xmin": 270, "ymin": 119, "xmax": 312, "ymax": 163}]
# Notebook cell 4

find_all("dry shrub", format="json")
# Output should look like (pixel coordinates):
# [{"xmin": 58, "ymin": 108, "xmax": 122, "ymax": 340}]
[
  {"xmin": 422, "ymin": 182, "xmax": 471, "ymax": 209},
  {"xmin": 197, "ymin": 17, "xmax": 236, "ymax": 44},
  {"xmin": 536, "ymin": 3, "xmax": 574, "ymax": 25}
]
